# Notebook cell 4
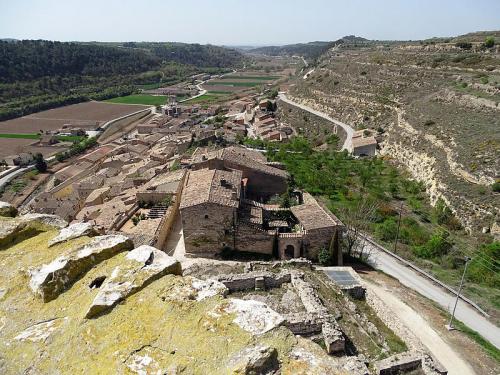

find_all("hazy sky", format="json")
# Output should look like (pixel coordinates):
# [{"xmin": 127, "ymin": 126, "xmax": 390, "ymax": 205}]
[{"xmin": 1, "ymin": 0, "xmax": 499, "ymax": 45}]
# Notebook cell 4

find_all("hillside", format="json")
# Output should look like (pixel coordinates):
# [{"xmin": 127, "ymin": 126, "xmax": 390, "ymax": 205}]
[{"xmin": 0, "ymin": 40, "xmax": 243, "ymax": 121}]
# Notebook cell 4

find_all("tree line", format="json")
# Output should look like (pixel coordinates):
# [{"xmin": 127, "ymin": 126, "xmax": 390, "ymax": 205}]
[{"xmin": 0, "ymin": 40, "xmax": 244, "ymax": 121}]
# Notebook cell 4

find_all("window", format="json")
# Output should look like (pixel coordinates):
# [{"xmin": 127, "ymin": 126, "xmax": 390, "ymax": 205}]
[{"xmin": 204, "ymin": 214, "xmax": 209, "ymax": 219}]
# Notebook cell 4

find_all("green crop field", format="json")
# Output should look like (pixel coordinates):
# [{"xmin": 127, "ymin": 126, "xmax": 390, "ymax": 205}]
[
  {"xmin": 207, "ymin": 90, "xmax": 233, "ymax": 94},
  {"xmin": 205, "ymin": 81, "xmax": 262, "ymax": 87},
  {"xmin": 0, "ymin": 133, "xmax": 84, "ymax": 143},
  {"xmin": 0, "ymin": 133, "xmax": 39, "ymax": 139},
  {"xmin": 182, "ymin": 93, "xmax": 227, "ymax": 104},
  {"xmin": 221, "ymin": 75, "xmax": 279, "ymax": 80},
  {"xmin": 105, "ymin": 94, "xmax": 168, "ymax": 106},
  {"xmin": 57, "ymin": 135, "xmax": 85, "ymax": 143},
  {"xmin": 137, "ymin": 82, "xmax": 163, "ymax": 90}
]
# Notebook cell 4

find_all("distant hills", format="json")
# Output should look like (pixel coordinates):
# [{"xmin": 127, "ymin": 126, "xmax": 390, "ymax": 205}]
[
  {"xmin": 248, "ymin": 31, "xmax": 500, "ymax": 58},
  {"xmin": 248, "ymin": 36, "xmax": 369, "ymax": 59}
]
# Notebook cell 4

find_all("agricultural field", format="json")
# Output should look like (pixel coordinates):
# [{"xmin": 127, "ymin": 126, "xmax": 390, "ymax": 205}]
[
  {"xmin": 182, "ymin": 93, "xmax": 228, "ymax": 104},
  {"xmin": 0, "ymin": 138, "xmax": 66, "ymax": 159},
  {"xmin": 0, "ymin": 101, "xmax": 149, "ymax": 158},
  {"xmin": 104, "ymin": 94, "xmax": 169, "ymax": 106},
  {"xmin": 202, "ymin": 72, "xmax": 281, "ymax": 94}
]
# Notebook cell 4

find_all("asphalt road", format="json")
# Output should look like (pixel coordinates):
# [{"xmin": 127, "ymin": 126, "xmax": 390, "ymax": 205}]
[
  {"xmin": 277, "ymin": 93, "xmax": 354, "ymax": 151},
  {"xmin": 367, "ymin": 242, "xmax": 500, "ymax": 349}
]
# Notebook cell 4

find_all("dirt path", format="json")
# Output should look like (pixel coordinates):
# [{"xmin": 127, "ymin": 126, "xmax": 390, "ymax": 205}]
[{"xmin": 367, "ymin": 280, "xmax": 475, "ymax": 375}]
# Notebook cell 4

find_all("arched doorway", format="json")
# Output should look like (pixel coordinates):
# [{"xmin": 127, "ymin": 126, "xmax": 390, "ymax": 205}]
[{"xmin": 285, "ymin": 244, "xmax": 295, "ymax": 259}]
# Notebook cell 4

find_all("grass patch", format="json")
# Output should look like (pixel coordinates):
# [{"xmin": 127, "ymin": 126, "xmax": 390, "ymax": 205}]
[
  {"xmin": 449, "ymin": 318, "xmax": 500, "ymax": 362},
  {"xmin": 105, "ymin": 94, "xmax": 169, "ymax": 106}
]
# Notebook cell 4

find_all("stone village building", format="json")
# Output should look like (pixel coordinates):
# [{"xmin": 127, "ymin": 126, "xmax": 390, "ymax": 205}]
[{"xmin": 180, "ymin": 146, "xmax": 344, "ymax": 263}]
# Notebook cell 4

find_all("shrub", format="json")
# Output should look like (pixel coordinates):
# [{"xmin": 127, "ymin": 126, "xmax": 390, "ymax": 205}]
[
  {"xmin": 412, "ymin": 230, "xmax": 452, "ymax": 259},
  {"xmin": 375, "ymin": 218, "xmax": 398, "ymax": 241},
  {"xmin": 433, "ymin": 198, "xmax": 452, "ymax": 225},
  {"xmin": 467, "ymin": 242, "xmax": 500, "ymax": 288},
  {"xmin": 455, "ymin": 42, "xmax": 472, "ymax": 50},
  {"xmin": 484, "ymin": 37, "xmax": 495, "ymax": 48},
  {"xmin": 492, "ymin": 182, "xmax": 500, "ymax": 193}
]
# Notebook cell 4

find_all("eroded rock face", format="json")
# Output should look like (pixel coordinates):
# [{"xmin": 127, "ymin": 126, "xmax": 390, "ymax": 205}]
[
  {"xmin": 0, "ymin": 213, "xmax": 68, "ymax": 249},
  {"xmin": 0, "ymin": 202, "xmax": 17, "ymax": 218},
  {"xmin": 220, "ymin": 299, "xmax": 285, "ymax": 335},
  {"xmin": 226, "ymin": 344, "xmax": 278, "ymax": 375},
  {"xmin": 86, "ymin": 245, "xmax": 182, "ymax": 318},
  {"xmin": 48, "ymin": 222, "xmax": 97, "ymax": 247},
  {"xmin": 29, "ymin": 235, "xmax": 133, "ymax": 302}
]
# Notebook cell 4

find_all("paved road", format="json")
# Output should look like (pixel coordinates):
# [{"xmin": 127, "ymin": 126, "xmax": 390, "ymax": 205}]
[
  {"xmin": 366, "ymin": 241, "xmax": 500, "ymax": 349},
  {"xmin": 277, "ymin": 93, "xmax": 354, "ymax": 151},
  {"xmin": 0, "ymin": 166, "xmax": 32, "ymax": 190}
]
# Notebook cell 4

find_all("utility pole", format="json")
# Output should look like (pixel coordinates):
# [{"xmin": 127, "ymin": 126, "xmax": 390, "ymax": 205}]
[
  {"xmin": 393, "ymin": 202, "xmax": 403, "ymax": 253},
  {"xmin": 446, "ymin": 256, "xmax": 471, "ymax": 331}
]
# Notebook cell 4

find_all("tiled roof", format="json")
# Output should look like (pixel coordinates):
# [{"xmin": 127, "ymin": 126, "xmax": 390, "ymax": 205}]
[
  {"xmin": 291, "ymin": 193, "xmax": 342, "ymax": 230},
  {"xmin": 180, "ymin": 168, "xmax": 242, "ymax": 209},
  {"xmin": 220, "ymin": 147, "xmax": 288, "ymax": 179}
]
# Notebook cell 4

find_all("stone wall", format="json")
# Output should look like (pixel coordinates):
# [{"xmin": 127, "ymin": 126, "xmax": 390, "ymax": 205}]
[
  {"xmin": 181, "ymin": 203, "xmax": 235, "ymax": 257},
  {"xmin": 284, "ymin": 312, "xmax": 323, "ymax": 335},
  {"xmin": 236, "ymin": 222, "xmax": 275, "ymax": 255},
  {"xmin": 277, "ymin": 234, "xmax": 303, "ymax": 259},
  {"xmin": 304, "ymin": 227, "xmax": 339, "ymax": 262},
  {"xmin": 290, "ymin": 271, "xmax": 345, "ymax": 354},
  {"xmin": 216, "ymin": 271, "xmax": 291, "ymax": 292}
]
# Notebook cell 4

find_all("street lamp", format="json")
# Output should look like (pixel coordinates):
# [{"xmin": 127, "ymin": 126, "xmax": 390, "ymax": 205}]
[{"xmin": 445, "ymin": 256, "xmax": 471, "ymax": 331}]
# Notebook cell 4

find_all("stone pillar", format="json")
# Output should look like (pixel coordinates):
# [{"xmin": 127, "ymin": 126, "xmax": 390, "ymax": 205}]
[
  {"xmin": 255, "ymin": 276, "xmax": 265, "ymax": 291},
  {"xmin": 333, "ymin": 228, "xmax": 343, "ymax": 266}
]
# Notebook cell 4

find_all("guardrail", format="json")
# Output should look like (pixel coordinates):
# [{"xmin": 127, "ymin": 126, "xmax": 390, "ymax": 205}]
[{"xmin": 360, "ymin": 231, "xmax": 490, "ymax": 317}]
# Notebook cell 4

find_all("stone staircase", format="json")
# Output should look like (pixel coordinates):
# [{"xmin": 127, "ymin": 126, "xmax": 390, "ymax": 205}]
[{"xmin": 148, "ymin": 204, "xmax": 168, "ymax": 219}]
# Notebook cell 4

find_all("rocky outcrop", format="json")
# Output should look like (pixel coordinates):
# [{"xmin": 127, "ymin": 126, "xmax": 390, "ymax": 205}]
[
  {"xmin": 48, "ymin": 222, "xmax": 97, "ymax": 247},
  {"xmin": 0, "ymin": 213, "xmax": 68, "ymax": 249},
  {"xmin": 0, "ymin": 201, "xmax": 17, "ymax": 217},
  {"xmin": 221, "ymin": 299, "xmax": 285, "ymax": 335},
  {"xmin": 322, "ymin": 320, "xmax": 346, "ymax": 354},
  {"xmin": 86, "ymin": 245, "xmax": 181, "ymax": 318},
  {"xmin": 29, "ymin": 235, "xmax": 133, "ymax": 302},
  {"xmin": 226, "ymin": 344, "xmax": 279, "ymax": 374},
  {"xmin": 14, "ymin": 317, "xmax": 68, "ymax": 343}
]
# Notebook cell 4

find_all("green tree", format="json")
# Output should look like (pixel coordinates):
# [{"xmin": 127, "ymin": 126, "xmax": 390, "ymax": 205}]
[
  {"xmin": 34, "ymin": 153, "xmax": 47, "ymax": 173},
  {"xmin": 318, "ymin": 246, "xmax": 332, "ymax": 266}
]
